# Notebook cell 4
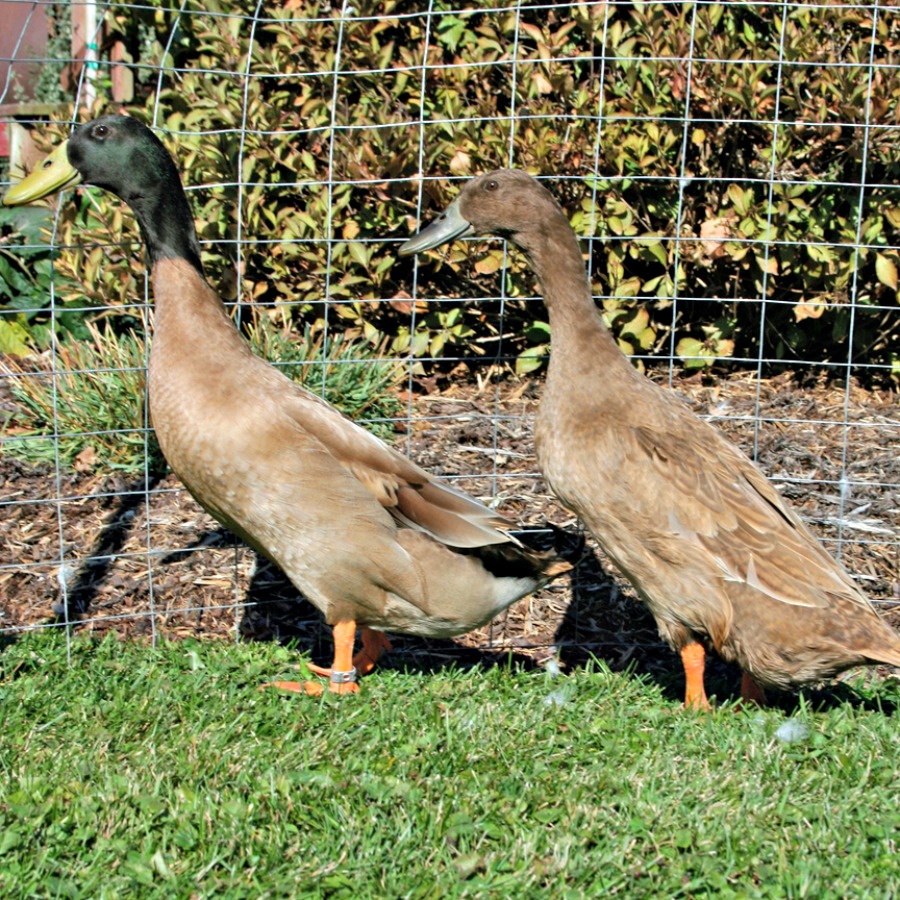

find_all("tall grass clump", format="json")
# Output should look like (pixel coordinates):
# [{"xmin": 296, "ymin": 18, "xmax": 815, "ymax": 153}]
[
  {"xmin": 1, "ymin": 315, "xmax": 405, "ymax": 473},
  {"xmin": 1, "ymin": 322, "xmax": 162, "ymax": 473}
]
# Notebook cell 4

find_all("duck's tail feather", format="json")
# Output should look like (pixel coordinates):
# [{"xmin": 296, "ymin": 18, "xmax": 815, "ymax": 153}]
[
  {"xmin": 864, "ymin": 625, "xmax": 900, "ymax": 669},
  {"xmin": 467, "ymin": 523, "xmax": 584, "ymax": 583}
]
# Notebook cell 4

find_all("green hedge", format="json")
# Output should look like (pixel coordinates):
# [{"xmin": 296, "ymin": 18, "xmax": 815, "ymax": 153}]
[{"xmin": 5, "ymin": 1, "xmax": 899, "ymax": 378}]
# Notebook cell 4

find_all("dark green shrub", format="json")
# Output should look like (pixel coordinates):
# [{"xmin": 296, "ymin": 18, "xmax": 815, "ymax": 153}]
[{"xmin": 6, "ymin": 1, "xmax": 897, "ymax": 379}]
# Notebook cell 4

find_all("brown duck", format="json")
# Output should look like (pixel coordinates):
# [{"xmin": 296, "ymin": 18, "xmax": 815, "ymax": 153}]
[
  {"xmin": 400, "ymin": 168, "xmax": 900, "ymax": 708},
  {"xmin": 3, "ymin": 122, "xmax": 571, "ymax": 694}
]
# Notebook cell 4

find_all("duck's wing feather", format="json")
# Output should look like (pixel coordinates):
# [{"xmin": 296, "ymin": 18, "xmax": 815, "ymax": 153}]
[
  {"xmin": 628, "ymin": 421, "xmax": 870, "ymax": 611},
  {"xmin": 281, "ymin": 387, "xmax": 515, "ymax": 548}
]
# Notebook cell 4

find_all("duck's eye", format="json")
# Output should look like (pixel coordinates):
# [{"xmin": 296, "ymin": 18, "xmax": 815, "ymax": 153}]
[
  {"xmin": 93, "ymin": 124, "xmax": 109, "ymax": 140},
  {"xmin": 483, "ymin": 179, "xmax": 499, "ymax": 193}
]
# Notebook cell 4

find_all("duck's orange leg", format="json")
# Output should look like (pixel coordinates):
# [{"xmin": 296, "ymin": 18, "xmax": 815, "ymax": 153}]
[
  {"xmin": 739, "ymin": 671, "xmax": 768, "ymax": 707},
  {"xmin": 681, "ymin": 642, "xmax": 712, "ymax": 711},
  {"xmin": 306, "ymin": 626, "xmax": 391, "ymax": 678},
  {"xmin": 352, "ymin": 627, "xmax": 392, "ymax": 676},
  {"xmin": 261, "ymin": 620, "xmax": 363, "ymax": 696}
]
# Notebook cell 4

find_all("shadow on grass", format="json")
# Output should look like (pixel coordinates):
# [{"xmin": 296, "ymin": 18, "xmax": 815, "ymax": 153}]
[
  {"xmin": 41, "ymin": 506, "xmax": 898, "ymax": 716},
  {"xmin": 0, "ymin": 633, "xmax": 19, "ymax": 653},
  {"xmin": 234, "ymin": 542, "xmax": 900, "ymax": 714},
  {"xmin": 761, "ymin": 681, "xmax": 899, "ymax": 716}
]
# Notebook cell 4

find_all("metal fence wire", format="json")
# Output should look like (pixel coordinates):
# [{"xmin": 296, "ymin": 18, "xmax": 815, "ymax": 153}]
[{"xmin": 0, "ymin": 1, "xmax": 898, "ymax": 665}]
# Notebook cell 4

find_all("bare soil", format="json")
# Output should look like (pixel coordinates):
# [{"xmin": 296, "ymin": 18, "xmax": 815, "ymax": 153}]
[{"xmin": 2, "ymin": 368, "xmax": 899, "ymax": 702}]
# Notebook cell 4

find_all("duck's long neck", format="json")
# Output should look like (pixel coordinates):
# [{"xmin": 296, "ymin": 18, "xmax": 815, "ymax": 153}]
[
  {"xmin": 127, "ymin": 180, "xmax": 238, "ymax": 346},
  {"xmin": 521, "ymin": 221, "xmax": 622, "ymax": 366},
  {"xmin": 128, "ymin": 182, "xmax": 205, "ymax": 277}
]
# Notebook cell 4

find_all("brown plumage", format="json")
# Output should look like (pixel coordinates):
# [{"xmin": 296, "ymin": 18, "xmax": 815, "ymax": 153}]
[
  {"xmin": 3, "ymin": 120, "xmax": 571, "ymax": 695},
  {"xmin": 401, "ymin": 168, "xmax": 900, "ymax": 707}
]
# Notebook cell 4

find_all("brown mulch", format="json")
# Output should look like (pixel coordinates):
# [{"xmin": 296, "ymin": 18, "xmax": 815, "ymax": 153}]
[{"xmin": 1, "ymin": 367, "xmax": 899, "ymax": 700}]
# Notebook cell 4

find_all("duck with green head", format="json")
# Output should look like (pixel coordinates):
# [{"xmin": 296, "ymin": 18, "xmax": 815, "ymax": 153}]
[{"xmin": 4, "ymin": 120, "xmax": 573, "ymax": 694}]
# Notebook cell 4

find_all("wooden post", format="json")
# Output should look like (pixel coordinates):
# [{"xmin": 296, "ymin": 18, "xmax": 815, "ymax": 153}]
[
  {"xmin": 68, "ymin": 1, "xmax": 100, "ymax": 110},
  {"xmin": 110, "ymin": 39, "xmax": 134, "ymax": 103}
]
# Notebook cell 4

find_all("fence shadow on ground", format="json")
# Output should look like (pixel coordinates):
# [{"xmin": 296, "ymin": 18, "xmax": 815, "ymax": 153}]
[{"xmin": 50, "ymin": 474, "xmax": 163, "ymax": 624}]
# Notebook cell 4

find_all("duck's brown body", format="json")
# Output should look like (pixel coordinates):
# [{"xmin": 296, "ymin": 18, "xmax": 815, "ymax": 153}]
[
  {"xmin": 149, "ymin": 258, "xmax": 552, "ymax": 639},
  {"xmin": 402, "ymin": 169, "xmax": 900, "ymax": 705},
  {"xmin": 537, "ymin": 292, "xmax": 900, "ymax": 692}
]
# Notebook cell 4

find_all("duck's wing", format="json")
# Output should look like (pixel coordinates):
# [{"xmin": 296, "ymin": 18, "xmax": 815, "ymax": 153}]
[
  {"xmin": 627, "ymin": 420, "xmax": 870, "ymax": 611},
  {"xmin": 281, "ymin": 387, "xmax": 516, "ymax": 548}
]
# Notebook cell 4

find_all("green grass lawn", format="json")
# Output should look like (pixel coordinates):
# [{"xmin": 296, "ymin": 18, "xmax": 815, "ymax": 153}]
[{"xmin": 1, "ymin": 633, "xmax": 898, "ymax": 899}]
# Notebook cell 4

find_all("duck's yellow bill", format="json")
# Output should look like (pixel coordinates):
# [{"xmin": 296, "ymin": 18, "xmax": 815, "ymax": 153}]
[{"xmin": 3, "ymin": 141, "xmax": 81, "ymax": 206}]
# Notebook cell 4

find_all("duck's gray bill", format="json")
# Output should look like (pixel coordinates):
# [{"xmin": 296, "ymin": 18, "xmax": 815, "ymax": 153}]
[{"xmin": 399, "ymin": 197, "xmax": 474, "ymax": 256}]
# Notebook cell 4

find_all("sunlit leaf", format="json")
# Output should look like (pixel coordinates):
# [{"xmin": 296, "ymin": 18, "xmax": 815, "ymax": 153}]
[
  {"xmin": 0, "ymin": 319, "xmax": 32, "ymax": 357},
  {"xmin": 875, "ymin": 253, "xmax": 898, "ymax": 292}
]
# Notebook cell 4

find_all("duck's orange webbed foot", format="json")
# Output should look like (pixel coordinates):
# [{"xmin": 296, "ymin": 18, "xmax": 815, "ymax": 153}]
[
  {"xmin": 261, "ymin": 623, "xmax": 391, "ymax": 696},
  {"xmin": 300, "ymin": 665, "xmax": 361, "ymax": 694},
  {"xmin": 306, "ymin": 625, "xmax": 391, "ymax": 685},
  {"xmin": 680, "ymin": 642, "xmax": 712, "ymax": 711},
  {"xmin": 263, "ymin": 621, "xmax": 380, "ymax": 696}
]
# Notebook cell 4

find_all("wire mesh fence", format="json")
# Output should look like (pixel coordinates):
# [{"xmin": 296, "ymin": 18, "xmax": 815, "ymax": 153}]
[{"xmin": 0, "ymin": 1, "xmax": 898, "ymax": 665}]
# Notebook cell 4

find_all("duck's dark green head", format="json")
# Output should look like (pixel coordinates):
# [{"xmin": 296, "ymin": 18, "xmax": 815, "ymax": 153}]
[
  {"xmin": 3, "ymin": 115, "xmax": 203, "ymax": 274},
  {"xmin": 4, "ymin": 116, "xmax": 175, "ymax": 206}
]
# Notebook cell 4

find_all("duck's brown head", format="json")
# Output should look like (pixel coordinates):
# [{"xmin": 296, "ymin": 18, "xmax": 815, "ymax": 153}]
[{"xmin": 399, "ymin": 169, "xmax": 569, "ymax": 257}]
